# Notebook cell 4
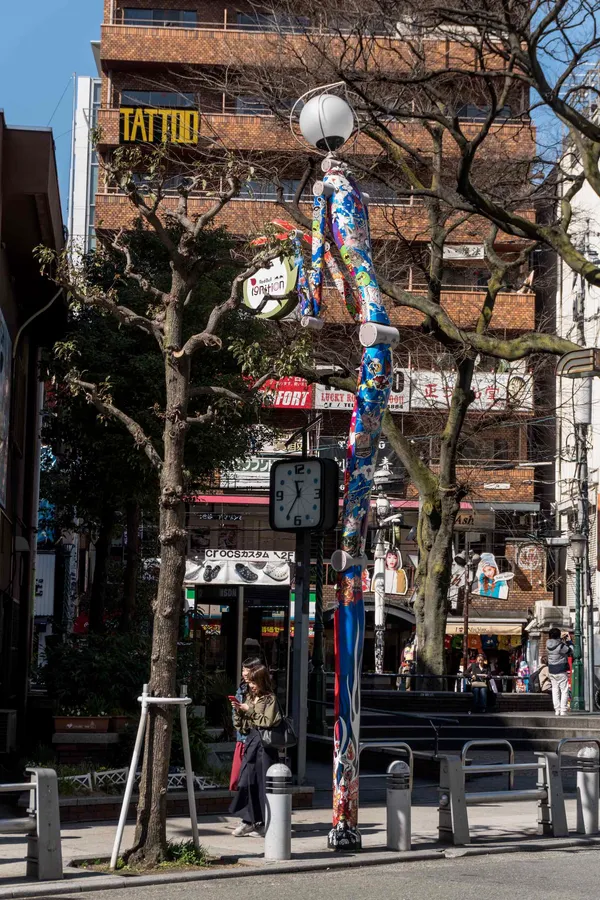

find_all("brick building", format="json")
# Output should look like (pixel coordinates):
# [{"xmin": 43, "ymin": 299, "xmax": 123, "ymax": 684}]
[{"xmin": 93, "ymin": 1, "xmax": 554, "ymax": 681}]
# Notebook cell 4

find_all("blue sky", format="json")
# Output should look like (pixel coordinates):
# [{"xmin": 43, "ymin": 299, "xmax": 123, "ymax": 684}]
[{"xmin": 0, "ymin": 0, "xmax": 103, "ymax": 220}]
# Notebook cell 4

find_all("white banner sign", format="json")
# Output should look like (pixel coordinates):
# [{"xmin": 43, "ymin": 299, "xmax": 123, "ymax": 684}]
[
  {"xmin": 205, "ymin": 549, "xmax": 294, "ymax": 562},
  {"xmin": 314, "ymin": 370, "xmax": 531, "ymax": 413},
  {"xmin": 443, "ymin": 244, "xmax": 485, "ymax": 260},
  {"xmin": 186, "ymin": 552, "xmax": 292, "ymax": 586}
]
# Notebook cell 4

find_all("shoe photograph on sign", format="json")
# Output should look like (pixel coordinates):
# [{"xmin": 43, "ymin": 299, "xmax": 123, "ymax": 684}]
[{"xmin": 235, "ymin": 563, "xmax": 259, "ymax": 582}]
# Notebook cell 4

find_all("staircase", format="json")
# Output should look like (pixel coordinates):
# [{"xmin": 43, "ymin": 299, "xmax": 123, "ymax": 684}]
[{"xmin": 311, "ymin": 689, "xmax": 600, "ymax": 755}]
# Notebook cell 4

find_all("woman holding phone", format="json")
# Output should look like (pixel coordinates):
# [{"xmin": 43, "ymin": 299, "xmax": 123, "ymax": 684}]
[
  {"xmin": 229, "ymin": 664, "xmax": 281, "ymax": 836},
  {"xmin": 229, "ymin": 657, "xmax": 261, "ymax": 792}
]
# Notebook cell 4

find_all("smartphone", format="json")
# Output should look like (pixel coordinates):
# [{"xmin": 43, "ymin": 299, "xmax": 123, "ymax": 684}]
[{"xmin": 228, "ymin": 695, "xmax": 238, "ymax": 702}]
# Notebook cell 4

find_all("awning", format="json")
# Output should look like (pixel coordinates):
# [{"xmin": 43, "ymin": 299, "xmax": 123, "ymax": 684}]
[
  {"xmin": 446, "ymin": 622, "xmax": 523, "ymax": 636},
  {"xmin": 190, "ymin": 494, "xmax": 473, "ymax": 510}
]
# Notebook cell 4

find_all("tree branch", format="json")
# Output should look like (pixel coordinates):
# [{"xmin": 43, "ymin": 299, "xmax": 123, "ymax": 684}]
[{"xmin": 75, "ymin": 379, "xmax": 163, "ymax": 471}]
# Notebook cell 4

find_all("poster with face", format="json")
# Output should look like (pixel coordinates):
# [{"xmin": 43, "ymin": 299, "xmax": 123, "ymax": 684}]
[
  {"xmin": 471, "ymin": 552, "xmax": 514, "ymax": 599},
  {"xmin": 381, "ymin": 548, "xmax": 408, "ymax": 596}
]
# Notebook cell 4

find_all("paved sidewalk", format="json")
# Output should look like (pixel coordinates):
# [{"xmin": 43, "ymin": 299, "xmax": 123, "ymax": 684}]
[{"xmin": 0, "ymin": 797, "xmax": 598, "ymax": 898}]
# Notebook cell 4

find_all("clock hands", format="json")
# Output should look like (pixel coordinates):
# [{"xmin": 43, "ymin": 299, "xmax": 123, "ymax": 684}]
[{"xmin": 286, "ymin": 480, "xmax": 304, "ymax": 520}]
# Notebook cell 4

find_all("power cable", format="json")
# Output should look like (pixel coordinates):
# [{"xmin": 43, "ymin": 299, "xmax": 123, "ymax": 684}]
[{"xmin": 47, "ymin": 74, "xmax": 74, "ymax": 127}]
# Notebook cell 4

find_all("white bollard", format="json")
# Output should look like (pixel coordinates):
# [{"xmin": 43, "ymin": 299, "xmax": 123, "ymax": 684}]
[
  {"xmin": 576, "ymin": 746, "xmax": 599, "ymax": 834},
  {"xmin": 386, "ymin": 760, "xmax": 412, "ymax": 851},
  {"xmin": 265, "ymin": 763, "xmax": 292, "ymax": 860}
]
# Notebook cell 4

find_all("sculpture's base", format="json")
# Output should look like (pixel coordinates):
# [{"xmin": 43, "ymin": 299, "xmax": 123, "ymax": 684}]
[{"xmin": 328, "ymin": 822, "xmax": 362, "ymax": 851}]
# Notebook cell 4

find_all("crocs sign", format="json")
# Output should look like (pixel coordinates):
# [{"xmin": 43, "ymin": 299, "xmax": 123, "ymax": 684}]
[
  {"xmin": 185, "ymin": 550, "xmax": 292, "ymax": 587},
  {"xmin": 242, "ymin": 256, "xmax": 299, "ymax": 319}
]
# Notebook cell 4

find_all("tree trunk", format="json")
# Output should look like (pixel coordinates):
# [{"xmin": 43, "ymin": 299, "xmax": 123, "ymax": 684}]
[
  {"xmin": 89, "ymin": 509, "xmax": 115, "ymax": 633},
  {"xmin": 120, "ymin": 500, "xmax": 141, "ymax": 632},
  {"xmin": 127, "ymin": 302, "xmax": 189, "ymax": 867},
  {"xmin": 413, "ymin": 493, "xmax": 460, "ymax": 684}
]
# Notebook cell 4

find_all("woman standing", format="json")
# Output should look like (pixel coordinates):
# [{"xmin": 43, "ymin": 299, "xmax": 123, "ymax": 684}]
[
  {"xmin": 229, "ymin": 656, "xmax": 262, "ymax": 792},
  {"xmin": 468, "ymin": 654, "xmax": 490, "ymax": 713},
  {"xmin": 229, "ymin": 664, "xmax": 281, "ymax": 837}
]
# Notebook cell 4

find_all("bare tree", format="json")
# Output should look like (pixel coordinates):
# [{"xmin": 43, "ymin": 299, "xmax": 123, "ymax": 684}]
[{"xmin": 184, "ymin": 0, "xmax": 597, "ymax": 673}]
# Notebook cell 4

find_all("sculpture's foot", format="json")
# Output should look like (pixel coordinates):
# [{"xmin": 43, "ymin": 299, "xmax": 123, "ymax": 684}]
[{"xmin": 327, "ymin": 822, "xmax": 362, "ymax": 851}]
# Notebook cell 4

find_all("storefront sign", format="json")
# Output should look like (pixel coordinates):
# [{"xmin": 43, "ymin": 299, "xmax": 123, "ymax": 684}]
[
  {"xmin": 186, "ymin": 551, "xmax": 292, "ymax": 586},
  {"xmin": 119, "ymin": 107, "xmax": 199, "ymax": 144},
  {"xmin": 443, "ymin": 244, "xmax": 485, "ymax": 260},
  {"xmin": 261, "ymin": 376, "xmax": 311, "ymax": 409},
  {"xmin": 483, "ymin": 483, "xmax": 511, "ymax": 490},
  {"xmin": 196, "ymin": 513, "xmax": 243, "ymax": 521},
  {"xmin": 242, "ymin": 255, "xmax": 299, "ymax": 319},
  {"xmin": 205, "ymin": 550, "xmax": 294, "ymax": 562},
  {"xmin": 220, "ymin": 456, "xmax": 277, "ymax": 488}
]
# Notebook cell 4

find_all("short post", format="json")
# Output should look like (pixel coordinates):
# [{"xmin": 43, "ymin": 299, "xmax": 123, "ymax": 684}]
[
  {"xmin": 537, "ymin": 752, "xmax": 568, "ymax": 837},
  {"xmin": 438, "ymin": 755, "xmax": 469, "ymax": 845},
  {"xmin": 386, "ymin": 760, "xmax": 411, "ymax": 851},
  {"xmin": 264, "ymin": 763, "xmax": 292, "ymax": 860},
  {"xmin": 576, "ymin": 746, "xmax": 599, "ymax": 834},
  {"xmin": 26, "ymin": 768, "xmax": 63, "ymax": 881}
]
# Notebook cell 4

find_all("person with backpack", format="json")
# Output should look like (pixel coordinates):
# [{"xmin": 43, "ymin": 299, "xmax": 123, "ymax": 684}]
[
  {"xmin": 546, "ymin": 627, "xmax": 573, "ymax": 716},
  {"xmin": 229, "ymin": 664, "xmax": 281, "ymax": 836}
]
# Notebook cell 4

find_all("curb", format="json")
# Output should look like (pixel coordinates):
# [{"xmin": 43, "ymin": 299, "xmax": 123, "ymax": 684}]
[{"xmin": 2, "ymin": 835, "xmax": 600, "ymax": 897}]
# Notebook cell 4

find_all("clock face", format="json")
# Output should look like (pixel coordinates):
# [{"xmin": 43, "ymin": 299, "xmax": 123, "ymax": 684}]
[{"xmin": 271, "ymin": 460, "xmax": 322, "ymax": 530}]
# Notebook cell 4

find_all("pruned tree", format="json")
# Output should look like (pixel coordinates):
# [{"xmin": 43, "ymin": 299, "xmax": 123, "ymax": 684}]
[
  {"xmin": 37, "ymin": 145, "xmax": 308, "ymax": 865},
  {"xmin": 184, "ymin": 0, "xmax": 600, "ymax": 674}
]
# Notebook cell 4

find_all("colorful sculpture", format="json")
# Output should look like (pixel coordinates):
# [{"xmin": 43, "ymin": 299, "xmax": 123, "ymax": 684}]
[{"xmin": 295, "ymin": 156, "xmax": 398, "ymax": 849}]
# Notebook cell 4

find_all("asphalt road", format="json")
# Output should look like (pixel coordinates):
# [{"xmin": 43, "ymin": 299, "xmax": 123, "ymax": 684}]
[{"xmin": 58, "ymin": 848, "xmax": 600, "ymax": 900}]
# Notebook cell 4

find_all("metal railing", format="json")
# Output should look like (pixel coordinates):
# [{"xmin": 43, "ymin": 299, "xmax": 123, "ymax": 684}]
[
  {"xmin": 0, "ymin": 768, "xmax": 63, "ymax": 881},
  {"xmin": 438, "ymin": 742, "xmax": 568, "ymax": 845}
]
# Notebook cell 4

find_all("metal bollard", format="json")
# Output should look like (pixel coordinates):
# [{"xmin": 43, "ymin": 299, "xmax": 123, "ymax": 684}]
[
  {"xmin": 576, "ymin": 746, "xmax": 599, "ymax": 835},
  {"xmin": 264, "ymin": 763, "xmax": 292, "ymax": 860},
  {"xmin": 26, "ymin": 768, "xmax": 63, "ymax": 881},
  {"xmin": 386, "ymin": 760, "xmax": 411, "ymax": 851}
]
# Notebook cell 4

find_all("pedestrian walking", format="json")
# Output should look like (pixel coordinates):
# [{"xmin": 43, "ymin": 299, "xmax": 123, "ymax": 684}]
[
  {"xmin": 546, "ymin": 627, "xmax": 573, "ymax": 716},
  {"xmin": 229, "ymin": 664, "xmax": 281, "ymax": 836},
  {"xmin": 468, "ymin": 654, "xmax": 490, "ymax": 713},
  {"xmin": 229, "ymin": 656, "xmax": 262, "ymax": 791},
  {"xmin": 532, "ymin": 655, "xmax": 552, "ymax": 695}
]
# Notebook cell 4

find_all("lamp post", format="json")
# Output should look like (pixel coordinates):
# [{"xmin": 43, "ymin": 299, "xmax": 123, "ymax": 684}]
[
  {"xmin": 570, "ymin": 532, "xmax": 586, "ymax": 711},
  {"xmin": 295, "ymin": 87, "xmax": 399, "ymax": 850},
  {"xmin": 454, "ymin": 548, "xmax": 481, "ymax": 672}
]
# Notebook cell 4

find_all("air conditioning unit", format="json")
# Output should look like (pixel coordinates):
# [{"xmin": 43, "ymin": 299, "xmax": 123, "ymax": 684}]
[{"xmin": 0, "ymin": 710, "xmax": 17, "ymax": 753}]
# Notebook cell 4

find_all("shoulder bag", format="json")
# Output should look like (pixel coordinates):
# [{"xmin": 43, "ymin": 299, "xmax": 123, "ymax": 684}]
[{"xmin": 259, "ymin": 698, "xmax": 298, "ymax": 749}]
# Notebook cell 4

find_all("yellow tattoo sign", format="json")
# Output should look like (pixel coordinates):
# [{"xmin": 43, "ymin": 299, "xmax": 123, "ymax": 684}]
[{"xmin": 119, "ymin": 108, "xmax": 199, "ymax": 144}]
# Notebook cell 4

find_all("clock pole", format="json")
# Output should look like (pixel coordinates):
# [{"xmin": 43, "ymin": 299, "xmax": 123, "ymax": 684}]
[{"xmin": 291, "ymin": 430, "xmax": 311, "ymax": 784}]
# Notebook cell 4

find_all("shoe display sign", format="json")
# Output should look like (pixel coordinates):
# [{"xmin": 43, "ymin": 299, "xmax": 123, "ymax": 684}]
[{"xmin": 185, "ymin": 551, "xmax": 293, "ymax": 586}]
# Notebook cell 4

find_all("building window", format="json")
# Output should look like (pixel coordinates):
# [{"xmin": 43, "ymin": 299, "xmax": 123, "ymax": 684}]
[
  {"xmin": 120, "ymin": 90, "xmax": 195, "ymax": 109},
  {"xmin": 235, "ymin": 11, "xmax": 309, "ymax": 32},
  {"xmin": 123, "ymin": 8, "xmax": 197, "ymax": 27}
]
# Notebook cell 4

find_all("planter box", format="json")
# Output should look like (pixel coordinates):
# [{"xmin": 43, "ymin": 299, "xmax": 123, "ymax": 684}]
[
  {"xmin": 109, "ymin": 715, "xmax": 131, "ymax": 733},
  {"xmin": 54, "ymin": 716, "xmax": 110, "ymax": 733}
]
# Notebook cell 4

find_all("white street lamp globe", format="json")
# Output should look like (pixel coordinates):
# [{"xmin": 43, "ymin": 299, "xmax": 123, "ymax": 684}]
[{"xmin": 298, "ymin": 93, "xmax": 354, "ymax": 151}]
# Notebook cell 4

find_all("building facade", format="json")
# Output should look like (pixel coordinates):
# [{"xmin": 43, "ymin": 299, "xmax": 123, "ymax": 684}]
[
  {"xmin": 0, "ymin": 112, "xmax": 64, "ymax": 748},
  {"xmin": 92, "ymin": 1, "xmax": 555, "ymax": 683}
]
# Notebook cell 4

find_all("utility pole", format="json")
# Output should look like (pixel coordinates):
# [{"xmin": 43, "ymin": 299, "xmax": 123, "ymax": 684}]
[{"xmin": 572, "ymin": 255, "xmax": 592, "ymax": 711}]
